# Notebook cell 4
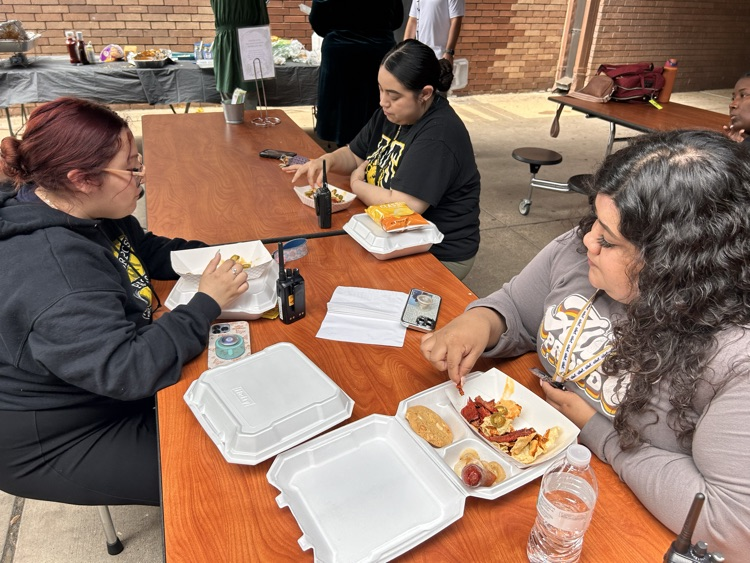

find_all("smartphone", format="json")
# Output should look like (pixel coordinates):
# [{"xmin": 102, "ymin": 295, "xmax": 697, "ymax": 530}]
[
  {"xmin": 207, "ymin": 321, "xmax": 251, "ymax": 368},
  {"xmin": 401, "ymin": 289, "xmax": 441, "ymax": 332},
  {"xmin": 259, "ymin": 149, "xmax": 297, "ymax": 159},
  {"xmin": 529, "ymin": 367, "xmax": 567, "ymax": 390}
]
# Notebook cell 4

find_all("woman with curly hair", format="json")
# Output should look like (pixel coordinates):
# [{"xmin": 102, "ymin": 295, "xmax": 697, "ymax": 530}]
[{"xmin": 420, "ymin": 129, "xmax": 750, "ymax": 559}]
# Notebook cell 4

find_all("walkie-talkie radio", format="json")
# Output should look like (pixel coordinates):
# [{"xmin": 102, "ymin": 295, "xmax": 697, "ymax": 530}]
[
  {"xmin": 314, "ymin": 160, "xmax": 332, "ymax": 229},
  {"xmin": 276, "ymin": 241, "xmax": 305, "ymax": 324},
  {"xmin": 663, "ymin": 493, "xmax": 725, "ymax": 563}
]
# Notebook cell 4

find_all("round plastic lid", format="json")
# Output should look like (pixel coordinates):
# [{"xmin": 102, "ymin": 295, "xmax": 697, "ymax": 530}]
[{"xmin": 566, "ymin": 444, "xmax": 592, "ymax": 467}]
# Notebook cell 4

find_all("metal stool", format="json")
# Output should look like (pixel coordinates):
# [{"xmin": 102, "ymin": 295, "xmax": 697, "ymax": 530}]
[
  {"xmin": 512, "ymin": 147, "xmax": 565, "ymax": 215},
  {"xmin": 567, "ymin": 173, "xmax": 593, "ymax": 196},
  {"xmin": 98, "ymin": 505, "xmax": 124, "ymax": 555}
]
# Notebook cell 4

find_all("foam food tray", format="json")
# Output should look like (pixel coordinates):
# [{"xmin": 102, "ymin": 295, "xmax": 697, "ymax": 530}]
[
  {"xmin": 171, "ymin": 241, "xmax": 272, "ymax": 281},
  {"xmin": 343, "ymin": 213, "xmax": 444, "ymax": 260},
  {"xmin": 445, "ymin": 368, "xmax": 580, "ymax": 467},
  {"xmin": 267, "ymin": 368, "xmax": 572, "ymax": 562},
  {"xmin": 293, "ymin": 184, "xmax": 357, "ymax": 213},
  {"xmin": 184, "ymin": 342, "xmax": 354, "ymax": 465},
  {"xmin": 165, "ymin": 262, "xmax": 278, "ymax": 320}
]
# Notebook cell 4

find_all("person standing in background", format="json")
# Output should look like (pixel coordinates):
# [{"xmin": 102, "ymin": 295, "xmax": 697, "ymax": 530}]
[
  {"xmin": 404, "ymin": 0, "xmax": 464, "ymax": 67},
  {"xmin": 310, "ymin": 0, "xmax": 404, "ymax": 148}
]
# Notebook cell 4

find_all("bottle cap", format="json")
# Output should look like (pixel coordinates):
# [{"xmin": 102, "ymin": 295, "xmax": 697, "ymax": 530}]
[
  {"xmin": 566, "ymin": 444, "xmax": 591, "ymax": 467},
  {"xmin": 666, "ymin": 58, "xmax": 678, "ymax": 67}
]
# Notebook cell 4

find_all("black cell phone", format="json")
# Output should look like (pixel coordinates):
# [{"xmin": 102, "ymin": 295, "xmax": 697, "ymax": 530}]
[
  {"xmin": 529, "ymin": 367, "xmax": 567, "ymax": 390},
  {"xmin": 259, "ymin": 149, "xmax": 297, "ymax": 159},
  {"xmin": 401, "ymin": 289, "xmax": 441, "ymax": 332}
]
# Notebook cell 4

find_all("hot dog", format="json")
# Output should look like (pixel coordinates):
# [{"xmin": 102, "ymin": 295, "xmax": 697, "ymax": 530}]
[{"xmin": 461, "ymin": 462, "xmax": 497, "ymax": 487}]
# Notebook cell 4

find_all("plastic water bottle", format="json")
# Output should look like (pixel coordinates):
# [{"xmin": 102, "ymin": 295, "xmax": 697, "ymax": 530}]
[{"xmin": 527, "ymin": 444, "xmax": 598, "ymax": 562}]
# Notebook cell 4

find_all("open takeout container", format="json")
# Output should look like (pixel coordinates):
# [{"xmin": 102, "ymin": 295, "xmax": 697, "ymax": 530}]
[
  {"xmin": 267, "ymin": 368, "xmax": 579, "ymax": 562},
  {"xmin": 293, "ymin": 185, "xmax": 357, "ymax": 213},
  {"xmin": 343, "ymin": 213, "xmax": 444, "ymax": 260},
  {"xmin": 165, "ymin": 255, "xmax": 278, "ymax": 320},
  {"xmin": 184, "ymin": 342, "xmax": 354, "ymax": 465},
  {"xmin": 171, "ymin": 241, "xmax": 273, "ymax": 281}
]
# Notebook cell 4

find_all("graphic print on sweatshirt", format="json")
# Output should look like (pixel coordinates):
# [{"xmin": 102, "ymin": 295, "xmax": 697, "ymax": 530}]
[
  {"xmin": 539, "ymin": 293, "xmax": 630, "ymax": 417},
  {"xmin": 112, "ymin": 234, "xmax": 153, "ymax": 320}
]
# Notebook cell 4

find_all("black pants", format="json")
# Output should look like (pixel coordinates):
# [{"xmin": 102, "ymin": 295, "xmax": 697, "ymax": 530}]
[{"xmin": 0, "ymin": 398, "xmax": 160, "ymax": 506}]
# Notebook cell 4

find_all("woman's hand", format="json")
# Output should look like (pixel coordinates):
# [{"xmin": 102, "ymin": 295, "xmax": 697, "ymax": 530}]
[
  {"xmin": 540, "ymin": 381, "xmax": 597, "ymax": 429},
  {"xmin": 420, "ymin": 307, "xmax": 505, "ymax": 386},
  {"xmin": 350, "ymin": 160, "xmax": 367, "ymax": 187},
  {"xmin": 197, "ymin": 252, "xmax": 249, "ymax": 310},
  {"xmin": 289, "ymin": 157, "xmax": 325, "ymax": 188}
]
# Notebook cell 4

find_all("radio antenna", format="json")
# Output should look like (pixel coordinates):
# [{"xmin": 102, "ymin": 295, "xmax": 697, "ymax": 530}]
[
  {"xmin": 674, "ymin": 493, "xmax": 705, "ymax": 553},
  {"xmin": 277, "ymin": 241, "xmax": 285, "ymax": 280}
]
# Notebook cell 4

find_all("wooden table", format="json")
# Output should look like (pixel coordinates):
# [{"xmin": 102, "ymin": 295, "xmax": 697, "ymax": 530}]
[
  {"xmin": 549, "ymin": 95, "xmax": 728, "ymax": 155},
  {"xmin": 143, "ymin": 109, "xmax": 361, "ymax": 245},
  {"xmin": 153, "ymin": 243, "xmax": 674, "ymax": 562},
  {"xmin": 148, "ymin": 109, "xmax": 674, "ymax": 561}
]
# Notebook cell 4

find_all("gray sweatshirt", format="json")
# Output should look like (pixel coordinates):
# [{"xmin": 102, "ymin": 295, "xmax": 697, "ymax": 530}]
[{"xmin": 469, "ymin": 229, "xmax": 750, "ymax": 560}]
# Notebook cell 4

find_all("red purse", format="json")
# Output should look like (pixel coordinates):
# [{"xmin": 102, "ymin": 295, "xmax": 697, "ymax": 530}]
[{"xmin": 598, "ymin": 62, "xmax": 665, "ymax": 102}]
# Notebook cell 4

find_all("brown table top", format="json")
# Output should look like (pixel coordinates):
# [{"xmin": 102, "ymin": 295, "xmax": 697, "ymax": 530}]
[
  {"xmin": 154, "ymin": 237, "xmax": 674, "ymax": 562},
  {"xmin": 549, "ymin": 95, "xmax": 728, "ymax": 133},
  {"xmin": 142, "ymin": 109, "xmax": 363, "ymax": 245},
  {"xmin": 149, "ymin": 109, "xmax": 674, "ymax": 562}
]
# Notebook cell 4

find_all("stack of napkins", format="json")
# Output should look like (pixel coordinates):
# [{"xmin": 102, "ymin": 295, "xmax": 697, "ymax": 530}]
[{"xmin": 317, "ymin": 287, "xmax": 409, "ymax": 347}]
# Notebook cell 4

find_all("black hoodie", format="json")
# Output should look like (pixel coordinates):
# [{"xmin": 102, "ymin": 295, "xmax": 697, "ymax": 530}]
[{"xmin": 0, "ymin": 187, "xmax": 220, "ymax": 410}]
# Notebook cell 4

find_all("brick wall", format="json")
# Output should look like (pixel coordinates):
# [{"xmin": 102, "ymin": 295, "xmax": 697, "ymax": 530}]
[
  {"xmin": 587, "ymin": 0, "xmax": 750, "ymax": 92},
  {"xmin": 2, "ymin": 0, "xmax": 748, "ymax": 96}
]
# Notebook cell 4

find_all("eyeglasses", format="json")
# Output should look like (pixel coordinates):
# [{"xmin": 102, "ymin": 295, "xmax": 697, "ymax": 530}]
[{"xmin": 102, "ymin": 154, "xmax": 146, "ymax": 188}]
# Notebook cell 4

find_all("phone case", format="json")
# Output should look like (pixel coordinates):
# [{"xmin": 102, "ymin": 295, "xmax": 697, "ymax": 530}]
[
  {"xmin": 207, "ymin": 321, "xmax": 251, "ymax": 368},
  {"xmin": 401, "ymin": 289, "xmax": 441, "ymax": 332},
  {"xmin": 280, "ymin": 154, "xmax": 310, "ymax": 167}
]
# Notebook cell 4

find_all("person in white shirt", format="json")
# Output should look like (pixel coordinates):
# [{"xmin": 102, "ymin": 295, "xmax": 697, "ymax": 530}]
[{"xmin": 404, "ymin": 0, "xmax": 464, "ymax": 64}]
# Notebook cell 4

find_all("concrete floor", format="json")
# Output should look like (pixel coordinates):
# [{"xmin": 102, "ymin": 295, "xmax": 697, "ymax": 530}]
[{"xmin": 0, "ymin": 87, "xmax": 732, "ymax": 562}]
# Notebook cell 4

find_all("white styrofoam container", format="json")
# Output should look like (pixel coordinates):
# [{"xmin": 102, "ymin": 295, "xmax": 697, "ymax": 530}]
[
  {"xmin": 171, "ymin": 241, "xmax": 273, "ymax": 281},
  {"xmin": 184, "ymin": 342, "xmax": 354, "ymax": 465},
  {"xmin": 343, "ymin": 213, "xmax": 444, "ymax": 260},
  {"xmin": 165, "ymin": 262, "xmax": 278, "ymax": 320},
  {"xmin": 444, "ymin": 369, "xmax": 580, "ymax": 468},
  {"xmin": 267, "ymin": 368, "xmax": 579, "ymax": 562},
  {"xmin": 451, "ymin": 58, "xmax": 469, "ymax": 91}
]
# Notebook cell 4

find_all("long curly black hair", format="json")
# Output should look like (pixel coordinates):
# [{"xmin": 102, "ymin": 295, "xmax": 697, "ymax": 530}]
[{"xmin": 577, "ymin": 129, "xmax": 750, "ymax": 449}]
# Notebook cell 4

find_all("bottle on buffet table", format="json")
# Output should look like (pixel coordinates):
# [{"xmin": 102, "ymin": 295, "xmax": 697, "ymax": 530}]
[
  {"xmin": 65, "ymin": 31, "xmax": 81, "ymax": 65},
  {"xmin": 85, "ymin": 41, "xmax": 97, "ymax": 64},
  {"xmin": 75, "ymin": 31, "xmax": 90, "ymax": 65},
  {"xmin": 527, "ymin": 444, "xmax": 598, "ymax": 563}
]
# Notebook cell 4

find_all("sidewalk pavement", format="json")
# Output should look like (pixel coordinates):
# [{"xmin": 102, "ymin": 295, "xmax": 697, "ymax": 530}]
[{"xmin": 0, "ymin": 88, "xmax": 732, "ymax": 563}]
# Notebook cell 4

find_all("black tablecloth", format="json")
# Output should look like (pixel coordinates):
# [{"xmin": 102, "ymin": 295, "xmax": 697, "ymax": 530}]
[{"xmin": 0, "ymin": 56, "xmax": 318, "ymax": 107}]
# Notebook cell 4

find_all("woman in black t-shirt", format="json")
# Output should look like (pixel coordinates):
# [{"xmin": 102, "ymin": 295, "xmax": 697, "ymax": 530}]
[{"xmin": 290, "ymin": 39, "xmax": 481, "ymax": 280}]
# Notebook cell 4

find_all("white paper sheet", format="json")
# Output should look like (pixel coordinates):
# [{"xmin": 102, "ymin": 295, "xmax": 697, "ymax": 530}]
[
  {"xmin": 316, "ymin": 287, "xmax": 409, "ymax": 347},
  {"xmin": 238, "ymin": 25, "xmax": 275, "ymax": 80}
]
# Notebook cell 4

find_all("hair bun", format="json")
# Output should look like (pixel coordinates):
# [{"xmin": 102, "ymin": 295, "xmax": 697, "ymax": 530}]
[{"xmin": 437, "ymin": 58, "xmax": 454, "ymax": 92}]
